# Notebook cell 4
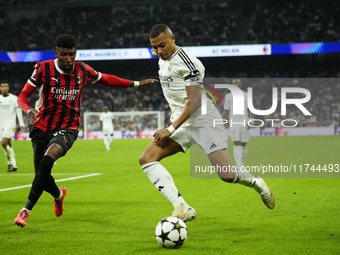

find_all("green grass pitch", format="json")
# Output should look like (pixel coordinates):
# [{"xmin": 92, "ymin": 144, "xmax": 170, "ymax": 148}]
[{"xmin": 0, "ymin": 136, "xmax": 339, "ymax": 255}]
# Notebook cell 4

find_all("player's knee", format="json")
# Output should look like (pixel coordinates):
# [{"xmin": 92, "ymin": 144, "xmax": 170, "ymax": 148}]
[
  {"xmin": 220, "ymin": 177, "xmax": 234, "ymax": 183},
  {"xmin": 139, "ymin": 154, "xmax": 147, "ymax": 166},
  {"xmin": 1, "ymin": 139, "xmax": 9, "ymax": 148},
  {"xmin": 139, "ymin": 152, "xmax": 155, "ymax": 166},
  {"xmin": 233, "ymin": 141, "xmax": 241, "ymax": 146}
]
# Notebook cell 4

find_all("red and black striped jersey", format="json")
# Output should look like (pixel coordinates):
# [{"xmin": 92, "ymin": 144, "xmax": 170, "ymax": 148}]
[{"xmin": 27, "ymin": 59, "xmax": 102, "ymax": 131}]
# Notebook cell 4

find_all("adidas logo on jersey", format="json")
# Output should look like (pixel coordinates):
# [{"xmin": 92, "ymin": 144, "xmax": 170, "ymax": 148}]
[{"xmin": 210, "ymin": 143, "xmax": 217, "ymax": 149}]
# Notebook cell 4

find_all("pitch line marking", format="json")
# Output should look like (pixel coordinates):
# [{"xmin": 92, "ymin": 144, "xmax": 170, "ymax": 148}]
[
  {"xmin": 0, "ymin": 173, "xmax": 97, "ymax": 176},
  {"xmin": 0, "ymin": 173, "xmax": 102, "ymax": 192}
]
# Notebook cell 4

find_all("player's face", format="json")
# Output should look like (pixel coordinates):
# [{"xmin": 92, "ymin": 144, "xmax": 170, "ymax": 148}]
[
  {"xmin": 232, "ymin": 80, "xmax": 242, "ymax": 88},
  {"xmin": 150, "ymin": 33, "xmax": 176, "ymax": 60},
  {"xmin": 55, "ymin": 47, "xmax": 77, "ymax": 73},
  {"xmin": 0, "ymin": 83, "xmax": 9, "ymax": 96}
]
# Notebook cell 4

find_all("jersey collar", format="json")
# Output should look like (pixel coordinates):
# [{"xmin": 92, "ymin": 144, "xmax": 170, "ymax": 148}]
[
  {"xmin": 54, "ymin": 59, "xmax": 74, "ymax": 74},
  {"xmin": 169, "ymin": 46, "xmax": 182, "ymax": 60}
]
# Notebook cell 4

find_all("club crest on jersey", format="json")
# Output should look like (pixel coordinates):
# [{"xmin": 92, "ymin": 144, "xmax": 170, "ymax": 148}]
[
  {"xmin": 77, "ymin": 75, "xmax": 82, "ymax": 84},
  {"xmin": 167, "ymin": 63, "xmax": 172, "ymax": 72}
]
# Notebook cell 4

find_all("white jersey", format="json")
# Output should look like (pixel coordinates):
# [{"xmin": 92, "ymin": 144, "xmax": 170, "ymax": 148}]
[
  {"xmin": 0, "ymin": 93, "xmax": 24, "ymax": 129},
  {"xmin": 158, "ymin": 47, "xmax": 205, "ymax": 126},
  {"xmin": 224, "ymin": 90, "xmax": 249, "ymax": 124},
  {"xmin": 100, "ymin": 112, "xmax": 114, "ymax": 130}
]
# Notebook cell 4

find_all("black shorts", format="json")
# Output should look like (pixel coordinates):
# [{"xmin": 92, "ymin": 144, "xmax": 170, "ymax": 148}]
[{"xmin": 29, "ymin": 127, "xmax": 79, "ymax": 164}]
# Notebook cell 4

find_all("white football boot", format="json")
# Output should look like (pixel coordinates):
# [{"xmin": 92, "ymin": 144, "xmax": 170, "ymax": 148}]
[
  {"xmin": 255, "ymin": 177, "xmax": 275, "ymax": 209},
  {"xmin": 172, "ymin": 207, "xmax": 196, "ymax": 222}
]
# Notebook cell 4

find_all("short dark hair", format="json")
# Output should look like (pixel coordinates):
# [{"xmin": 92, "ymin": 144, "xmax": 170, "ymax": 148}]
[
  {"xmin": 55, "ymin": 34, "xmax": 77, "ymax": 49},
  {"xmin": 149, "ymin": 24, "xmax": 172, "ymax": 39}
]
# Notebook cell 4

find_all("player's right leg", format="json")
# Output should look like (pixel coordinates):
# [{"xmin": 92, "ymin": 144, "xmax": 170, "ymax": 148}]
[{"xmin": 139, "ymin": 137, "xmax": 196, "ymax": 222}]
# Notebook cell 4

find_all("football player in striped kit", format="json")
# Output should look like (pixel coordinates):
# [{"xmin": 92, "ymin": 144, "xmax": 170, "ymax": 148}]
[
  {"xmin": 139, "ymin": 24, "xmax": 275, "ymax": 223},
  {"xmin": 14, "ymin": 34, "xmax": 157, "ymax": 228}
]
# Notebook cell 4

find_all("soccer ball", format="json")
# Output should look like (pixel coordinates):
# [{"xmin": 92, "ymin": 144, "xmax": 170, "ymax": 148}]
[{"xmin": 155, "ymin": 216, "xmax": 188, "ymax": 249}]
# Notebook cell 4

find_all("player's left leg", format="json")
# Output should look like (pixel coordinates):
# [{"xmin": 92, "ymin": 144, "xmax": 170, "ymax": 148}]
[
  {"xmin": 195, "ymin": 108, "xmax": 275, "ymax": 209},
  {"xmin": 208, "ymin": 149, "xmax": 275, "ymax": 209}
]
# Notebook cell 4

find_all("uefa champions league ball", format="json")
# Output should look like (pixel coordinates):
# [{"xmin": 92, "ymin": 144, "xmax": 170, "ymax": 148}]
[{"xmin": 155, "ymin": 216, "xmax": 188, "ymax": 249}]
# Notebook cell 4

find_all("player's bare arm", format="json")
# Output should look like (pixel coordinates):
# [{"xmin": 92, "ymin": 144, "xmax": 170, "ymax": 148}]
[
  {"xmin": 137, "ymin": 79, "xmax": 158, "ymax": 87},
  {"xmin": 153, "ymin": 84, "xmax": 202, "ymax": 142}
]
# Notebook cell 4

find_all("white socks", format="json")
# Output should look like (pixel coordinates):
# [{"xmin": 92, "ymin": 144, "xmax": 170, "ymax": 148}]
[
  {"xmin": 233, "ymin": 145, "xmax": 247, "ymax": 171},
  {"xmin": 142, "ymin": 162, "xmax": 189, "ymax": 210},
  {"xmin": 104, "ymin": 136, "xmax": 113, "ymax": 150},
  {"xmin": 233, "ymin": 145, "xmax": 242, "ymax": 170},
  {"xmin": 233, "ymin": 165, "xmax": 263, "ymax": 193},
  {"xmin": 4, "ymin": 145, "xmax": 17, "ymax": 167}
]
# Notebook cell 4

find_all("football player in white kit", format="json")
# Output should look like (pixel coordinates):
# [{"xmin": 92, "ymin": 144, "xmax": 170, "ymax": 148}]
[
  {"xmin": 223, "ymin": 79, "xmax": 251, "ymax": 171},
  {"xmin": 100, "ymin": 106, "xmax": 115, "ymax": 151},
  {"xmin": 139, "ymin": 24, "xmax": 275, "ymax": 223},
  {"xmin": 0, "ymin": 82, "xmax": 25, "ymax": 172}
]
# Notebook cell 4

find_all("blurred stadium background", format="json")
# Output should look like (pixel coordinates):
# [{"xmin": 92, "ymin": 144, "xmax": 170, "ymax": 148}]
[{"xmin": 1, "ymin": 0, "xmax": 339, "ymax": 134}]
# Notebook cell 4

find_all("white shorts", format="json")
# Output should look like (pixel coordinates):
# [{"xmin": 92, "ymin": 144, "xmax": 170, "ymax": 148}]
[
  {"xmin": 0, "ymin": 127, "xmax": 16, "ymax": 140},
  {"xmin": 103, "ymin": 127, "xmax": 114, "ymax": 136},
  {"xmin": 170, "ymin": 107, "xmax": 228, "ymax": 155},
  {"xmin": 230, "ymin": 126, "xmax": 250, "ymax": 143}
]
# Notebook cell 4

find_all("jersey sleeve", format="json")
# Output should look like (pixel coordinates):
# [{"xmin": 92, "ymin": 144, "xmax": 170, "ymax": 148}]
[
  {"xmin": 81, "ymin": 62, "xmax": 102, "ymax": 84},
  {"xmin": 17, "ymin": 82, "xmax": 37, "ymax": 113},
  {"xmin": 179, "ymin": 51, "xmax": 205, "ymax": 86},
  {"xmin": 223, "ymin": 94, "xmax": 231, "ymax": 110},
  {"xmin": 27, "ymin": 62, "xmax": 42, "ymax": 87}
]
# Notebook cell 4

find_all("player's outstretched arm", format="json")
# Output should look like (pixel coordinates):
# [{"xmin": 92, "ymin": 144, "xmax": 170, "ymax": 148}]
[
  {"xmin": 139, "ymin": 79, "xmax": 158, "ymax": 87},
  {"xmin": 98, "ymin": 73, "xmax": 157, "ymax": 87}
]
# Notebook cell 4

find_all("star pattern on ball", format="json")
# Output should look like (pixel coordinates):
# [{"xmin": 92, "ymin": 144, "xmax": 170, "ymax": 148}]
[
  {"xmin": 158, "ymin": 228, "xmax": 172, "ymax": 246},
  {"xmin": 173, "ymin": 234, "xmax": 186, "ymax": 248},
  {"xmin": 171, "ymin": 221, "xmax": 184, "ymax": 234}
]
